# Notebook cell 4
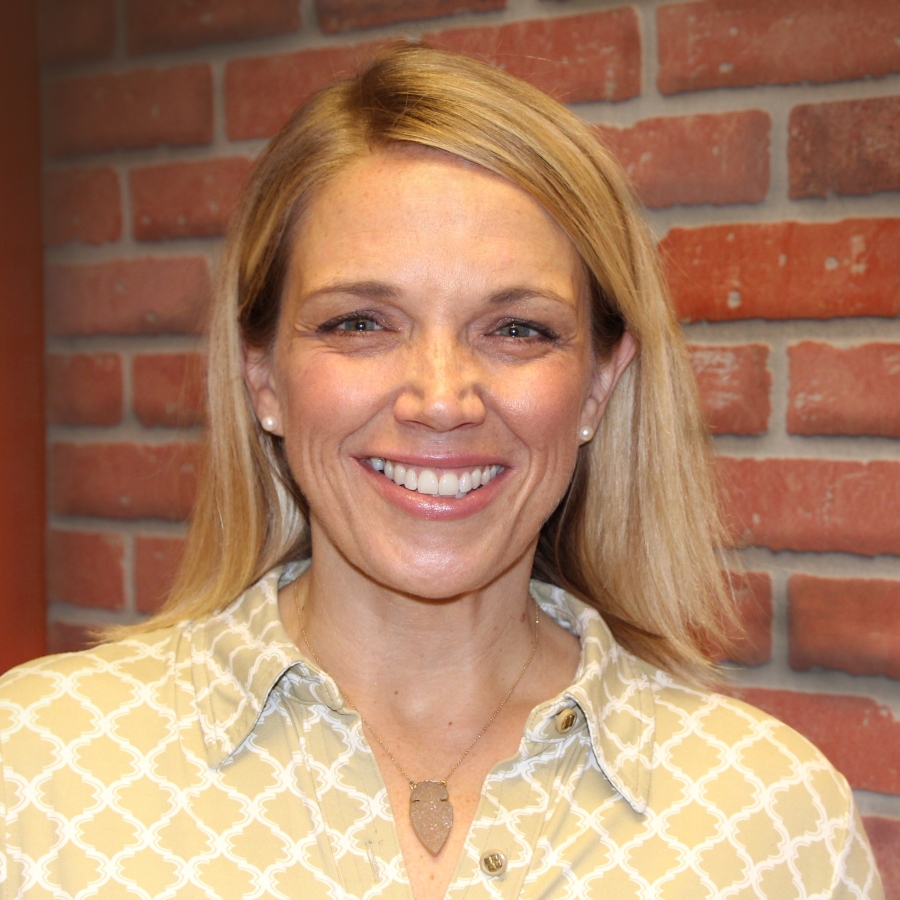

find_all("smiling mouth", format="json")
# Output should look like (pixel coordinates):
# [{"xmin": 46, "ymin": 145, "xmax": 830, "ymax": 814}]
[{"xmin": 368, "ymin": 457, "xmax": 503, "ymax": 499}]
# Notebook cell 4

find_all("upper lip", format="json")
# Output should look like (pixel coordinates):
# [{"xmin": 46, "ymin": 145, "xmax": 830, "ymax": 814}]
[{"xmin": 361, "ymin": 453, "xmax": 506, "ymax": 468}]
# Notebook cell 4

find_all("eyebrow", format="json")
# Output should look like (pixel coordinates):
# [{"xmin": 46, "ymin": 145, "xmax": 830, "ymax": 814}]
[
  {"xmin": 487, "ymin": 286, "xmax": 574, "ymax": 308},
  {"xmin": 300, "ymin": 281, "xmax": 402, "ymax": 304},
  {"xmin": 301, "ymin": 281, "xmax": 574, "ymax": 308}
]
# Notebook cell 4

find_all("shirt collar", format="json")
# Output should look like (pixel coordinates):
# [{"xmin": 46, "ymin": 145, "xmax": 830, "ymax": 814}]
[
  {"xmin": 189, "ymin": 565, "xmax": 654, "ymax": 813},
  {"xmin": 187, "ymin": 563, "xmax": 308, "ymax": 768},
  {"xmin": 526, "ymin": 581, "xmax": 655, "ymax": 814}
]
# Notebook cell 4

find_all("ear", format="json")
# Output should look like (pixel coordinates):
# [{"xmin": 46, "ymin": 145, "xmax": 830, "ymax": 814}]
[
  {"xmin": 243, "ymin": 344, "xmax": 284, "ymax": 436},
  {"xmin": 579, "ymin": 331, "xmax": 638, "ymax": 436}
]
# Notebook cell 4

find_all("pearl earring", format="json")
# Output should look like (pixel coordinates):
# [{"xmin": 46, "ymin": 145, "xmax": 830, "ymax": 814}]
[
  {"xmin": 579, "ymin": 426, "xmax": 593, "ymax": 441},
  {"xmin": 261, "ymin": 416, "xmax": 277, "ymax": 432}
]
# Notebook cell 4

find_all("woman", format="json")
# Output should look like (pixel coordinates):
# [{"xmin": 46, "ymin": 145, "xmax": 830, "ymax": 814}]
[{"xmin": 0, "ymin": 45, "xmax": 881, "ymax": 898}]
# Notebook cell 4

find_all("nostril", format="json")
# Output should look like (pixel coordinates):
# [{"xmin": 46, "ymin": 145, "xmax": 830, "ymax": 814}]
[
  {"xmin": 392, "ymin": 343, "xmax": 488, "ymax": 431},
  {"xmin": 393, "ymin": 385, "xmax": 487, "ymax": 431}
]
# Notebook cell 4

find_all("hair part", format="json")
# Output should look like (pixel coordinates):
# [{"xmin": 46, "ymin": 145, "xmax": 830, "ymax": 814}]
[{"xmin": 120, "ymin": 43, "xmax": 737, "ymax": 683}]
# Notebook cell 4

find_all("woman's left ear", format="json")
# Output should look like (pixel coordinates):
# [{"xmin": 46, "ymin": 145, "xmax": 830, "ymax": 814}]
[
  {"xmin": 579, "ymin": 331, "xmax": 638, "ymax": 439},
  {"xmin": 243, "ymin": 345, "xmax": 284, "ymax": 436}
]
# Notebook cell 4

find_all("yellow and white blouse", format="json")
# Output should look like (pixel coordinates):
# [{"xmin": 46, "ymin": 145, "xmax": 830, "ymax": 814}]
[{"xmin": 0, "ymin": 565, "xmax": 883, "ymax": 898}]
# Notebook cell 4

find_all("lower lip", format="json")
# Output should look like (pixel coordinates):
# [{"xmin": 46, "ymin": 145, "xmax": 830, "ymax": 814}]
[{"xmin": 359, "ymin": 461, "xmax": 505, "ymax": 520}]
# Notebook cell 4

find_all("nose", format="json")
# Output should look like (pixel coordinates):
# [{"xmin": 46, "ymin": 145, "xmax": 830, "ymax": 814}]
[{"xmin": 393, "ymin": 331, "xmax": 487, "ymax": 432}]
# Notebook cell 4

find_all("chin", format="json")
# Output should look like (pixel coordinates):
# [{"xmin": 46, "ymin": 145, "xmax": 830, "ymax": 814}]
[{"xmin": 355, "ymin": 538, "xmax": 523, "ymax": 602}]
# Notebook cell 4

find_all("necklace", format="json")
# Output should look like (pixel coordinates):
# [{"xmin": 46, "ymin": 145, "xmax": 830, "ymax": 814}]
[{"xmin": 293, "ymin": 580, "xmax": 540, "ymax": 855}]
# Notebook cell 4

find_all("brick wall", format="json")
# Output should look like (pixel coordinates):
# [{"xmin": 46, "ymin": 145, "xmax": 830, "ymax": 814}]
[{"xmin": 39, "ymin": 0, "xmax": 900, "ymax": 881}]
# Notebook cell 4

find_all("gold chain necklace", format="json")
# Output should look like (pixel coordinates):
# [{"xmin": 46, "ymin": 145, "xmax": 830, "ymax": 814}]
[{"xmin": 293, "ymin": 579, "xmax": 540, "ymax": 855}]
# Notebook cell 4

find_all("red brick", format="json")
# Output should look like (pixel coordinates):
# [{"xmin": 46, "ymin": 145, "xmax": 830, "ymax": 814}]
[
  {"xmin": 134, "ymin": 535, "xmax": 185, "ymax": 613},
  {"xmin": 46, "ymin": 257, "xmax": 210, "ymax": 336},
  {"xmin": 317, "ymin": 0, "xmax": 504, "ymax": 33},
  {"xmin": 595, "ymin": 110, "xmax": 769, "ymax": 208},
  {"xmin": 225, "ymin": 41, "xmax": 383, "ymax": 140},
  {"xmin": 51, "ymin": 442, "xmax": 200, "ymax": 520},
  {"xmin": 719, "ymin": 457, "xmax": 900, "ymax": 556},
  {"xmin": 425, "ymin": 9, "xmax": 641, "ymax": 104},
  {"xmin": 127, "ymin": 0, "xmax": 301, "ymax": 54},
  {"xmin": 731, "ymin": 687, "xmax": 900, "ymax": 794},
  {"xmin": 45, "ymin": 65, "xmax": 213, "ymax": 158},
  {"xmin": 47, "ymin": 529, "xmax": 124, "ymax": 610},
  {"xmin": 39, "ymin": 0, "xmax": 116, "ymax": 65},
  {"xmin": 789, "ymin": 575, "xmax": 900, "ymax": 679},
  {"xmin": 131, "ymin": 157, "xmax": 253, "ymax": 241},
  {"xmin": 789, "ymin": 96, "xmax": 900, "ymax": 199},
  {"xmin": 863, "ymin": 817, "xmax": 900, "ymax": 900},
  {"xmin": 689, "ymin": 344, "xmax": 770, "ymax": 435},
  {"xmin": 658, "ymin": 0, "xmax": 900, "ymax": 95},
  {"xmin": 227, "ymin": 9, "xmax": 641, "ymax": 139},
  {"xmin": 708, "ymin": 571, "xmax": 772, "ymax": 666},
  {"xmin": 133, "ymin": 352, "xmax": 205, "ymax": 428},
  {"xmin": 41, "ymin": 166, "xmax": 121, "ymax": 246},
  {"xmin": 663, "ymin": 218, "xmax": 900, "ymax": 321},
  {"xmin": 46, "ymin": 353, "xmax": 123, "ymax": 426},
  {"xmin": 47, "ymin": 621, "xmax": 101, "ymax": 654},
  {"xmin": 788, "ymin": 342, "xmax": 900, "ymax": 437}
]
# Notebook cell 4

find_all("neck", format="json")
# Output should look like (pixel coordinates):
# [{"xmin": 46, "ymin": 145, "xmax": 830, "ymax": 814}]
[{"xmin": 278, "ymin": 533, "xmax": 540, "ymax": 716}]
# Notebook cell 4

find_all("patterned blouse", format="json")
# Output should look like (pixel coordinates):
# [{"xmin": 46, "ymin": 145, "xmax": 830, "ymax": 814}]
[{"xmin": 0, "ymin": 564, "xmax": 882, "ymax": 899}]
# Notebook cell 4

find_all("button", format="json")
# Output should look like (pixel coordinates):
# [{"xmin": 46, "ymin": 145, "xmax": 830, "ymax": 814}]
[
  {"xmin": 555, "ymin": 708, "xmax": 577, "ymax": 734},
  {"xmin": 480, "ymin": 850, "xmax": 507, "ymax": 876}
]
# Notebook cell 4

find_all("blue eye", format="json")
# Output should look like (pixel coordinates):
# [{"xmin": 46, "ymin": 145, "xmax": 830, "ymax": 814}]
[
  {"xmin": 316, "ymin": 310, "xmax": 390, "ymax": 336},
  {"xmin": 335, "ymin": 317, "xmax": 382, "ymax": 332},
  {"xmin": 494, "ymin": 321, "xmax": 541, "ymax": 339}
]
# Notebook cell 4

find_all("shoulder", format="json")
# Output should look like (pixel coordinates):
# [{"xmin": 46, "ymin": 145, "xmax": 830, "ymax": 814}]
[
  {"xmin": 0, "ymin": 626, "xmax": 186, "ymax": 729},
  {"xmin": 638, "ymin": 672, "xmax": 884, "ymax": 894},
  {"xmin": 650, "ymin": 671, "xmax": 832, "ymax": 761},
  {"xmin": 645, "ymin": 668, "xmax": 856, "ymax": 815}
]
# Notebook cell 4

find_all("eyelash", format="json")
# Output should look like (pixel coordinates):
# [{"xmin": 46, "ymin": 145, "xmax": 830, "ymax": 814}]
[
  {"xmin": 316, "ymin": 311, "xmax": 386, "ymax": 333},
  {"xmin": 316, "ymin": 312, "xmax": 558, "ymax": 343},
  {"xmin": 491, "ymin": 318, "xmax": 558, "ymax": 342}
]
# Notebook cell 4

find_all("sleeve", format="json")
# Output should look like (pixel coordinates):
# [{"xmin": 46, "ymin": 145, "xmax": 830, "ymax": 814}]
[
  {"xmin": 0, "ymin": 721, "xmax": 8, "ymax": 900},
  {"xmin": 830, "ymin": 796, "xmax": 885, "ymax": 900}
]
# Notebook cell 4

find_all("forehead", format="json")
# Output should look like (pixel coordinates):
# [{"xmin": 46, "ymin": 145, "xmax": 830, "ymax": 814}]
[{"xmin": 287, "ymin": 148, "xmax": 587, "ymax": 299}]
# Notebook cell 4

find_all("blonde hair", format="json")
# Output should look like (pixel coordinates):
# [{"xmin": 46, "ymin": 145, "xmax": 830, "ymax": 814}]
[{"xmin": 138, "ymin": 44, "xmax": 734, "ymax": 681}]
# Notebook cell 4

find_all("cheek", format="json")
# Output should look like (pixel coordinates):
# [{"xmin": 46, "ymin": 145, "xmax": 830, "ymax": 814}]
[
  {"xmin": 499, "ymin": 366, "xmax": 589, "ymax": 448},
  {"xmin": 274, "ymin": 353, "xmax": 397, "ymax": 487},
  {"xmin": 280, "ymin": 355, "xmax": 378, "ymax": 426}
]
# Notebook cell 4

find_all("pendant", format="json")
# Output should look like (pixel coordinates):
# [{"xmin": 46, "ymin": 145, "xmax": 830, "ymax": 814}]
[{"xmin": 409, "ymin": 780, "xmax": 453, "ymax": 855}]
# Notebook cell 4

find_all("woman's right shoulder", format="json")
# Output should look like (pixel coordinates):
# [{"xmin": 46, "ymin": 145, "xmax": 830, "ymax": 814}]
[{"xmin": 0, "ymin": 625, "xmax": 186, "ymax": 711}]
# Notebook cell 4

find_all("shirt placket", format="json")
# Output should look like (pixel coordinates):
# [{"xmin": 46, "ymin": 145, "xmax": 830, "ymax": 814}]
[
  {"xmin": 283, "ymin": 671, "xmax": 415, "ymax": 900},
  {"xmin": 444, "ymin": 701, "xmax": 584, "ymax": 899}
]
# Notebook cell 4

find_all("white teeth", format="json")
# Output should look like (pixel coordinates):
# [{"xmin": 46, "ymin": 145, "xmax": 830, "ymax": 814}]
[
  {"xmin": 417, "ymin": 469, "xmax": 439, "ymax": 495},
  {"xmin": 373, "ymin": 457, "xmax": 502, "ymax": 498},
  {"xmin": 438, "ymin": 473, "xmax": 459, "ymax": 496}
]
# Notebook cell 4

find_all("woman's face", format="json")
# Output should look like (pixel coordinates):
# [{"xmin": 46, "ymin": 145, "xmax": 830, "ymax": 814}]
[{"xmin": 246, "ymin": 149, "xmax": 635, "ymax": 599}]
